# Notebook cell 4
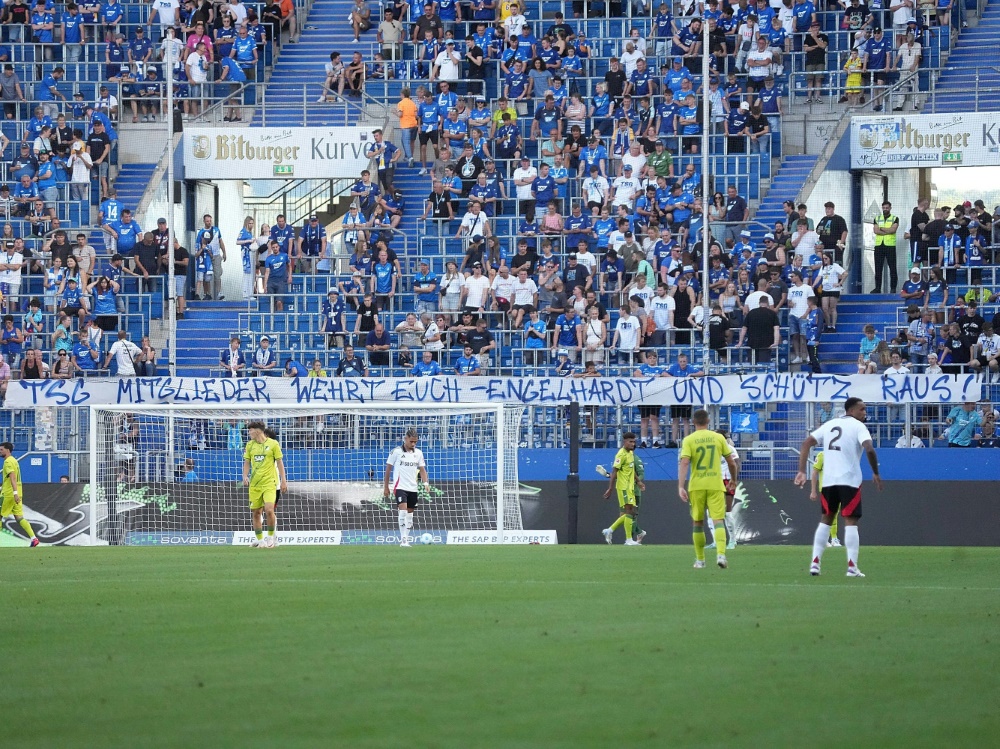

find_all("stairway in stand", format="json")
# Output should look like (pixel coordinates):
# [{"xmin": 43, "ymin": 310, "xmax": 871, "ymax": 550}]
[
  {"xmin": 927, "ymin": 0, "xmax": 1000, "ymax": 112},
  {"xmin": 172, "ymin": 300, "xmax": 247, "ymax": 377},
  {"xmin": 817, "ymin": 294, "xmax": 900, "ymax": 374},
  {"xmin": 255, "ymin": 0, "xmax": 377, "ymax": 127},
  {"xmin": 750, "ymin": 155, "xmax": 818, "ymax": 243}
]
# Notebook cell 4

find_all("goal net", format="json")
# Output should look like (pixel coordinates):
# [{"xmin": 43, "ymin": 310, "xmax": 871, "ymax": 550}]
[{"xmin": 88, "ymin": 403, "xmax": 524, "ymax": 546}]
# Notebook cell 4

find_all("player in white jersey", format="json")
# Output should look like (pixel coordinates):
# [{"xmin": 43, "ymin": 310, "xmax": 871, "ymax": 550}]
[
  {"xmin": 383, "ymin": 427, "xmax": 430, "ymax": 547},
  {"xmin": 795, "ymin": 397, "xmax": 882, "ymax": 578}
]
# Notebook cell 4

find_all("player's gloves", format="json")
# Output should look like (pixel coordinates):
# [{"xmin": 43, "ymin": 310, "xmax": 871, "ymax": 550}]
[{"xmin": 595, "ymin": 465, "xmax": 610, "ymax": 478}]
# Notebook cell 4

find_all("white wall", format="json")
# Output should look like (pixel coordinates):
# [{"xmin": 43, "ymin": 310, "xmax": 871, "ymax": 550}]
[{"xmin": 806, "ymin": 166, "xmax": 922, "ymax": 290}]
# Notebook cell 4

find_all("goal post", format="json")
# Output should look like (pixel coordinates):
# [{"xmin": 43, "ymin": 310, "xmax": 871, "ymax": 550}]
[{"xmin": 88, "ymin": 402, "xmax": 525, "ymax": 546}]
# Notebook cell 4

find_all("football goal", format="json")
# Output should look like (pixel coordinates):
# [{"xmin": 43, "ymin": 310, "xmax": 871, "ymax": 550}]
[{"xmin": 88, "ymin": 403, "xmax": 524, "ymax": 545}]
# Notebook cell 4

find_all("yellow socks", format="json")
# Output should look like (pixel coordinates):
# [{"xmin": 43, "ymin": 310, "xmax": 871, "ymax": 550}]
[
  {"xmin": 623, "ymin": 515, "xmax": 634, "ymax": 538},
  {"xmin": 609, "ymin": 515, "xmax": 626, "ymax": 532},
  {"xmin": 713, "ymin": 524, "xmax": 727, "ymax": 553},
  {"xmin": 693, "ymin": 530, "xmax": 706, "ymax": 562},
  {"xmin": 18, "ymin": 518, "xmax": 35, "ymax": 539}
]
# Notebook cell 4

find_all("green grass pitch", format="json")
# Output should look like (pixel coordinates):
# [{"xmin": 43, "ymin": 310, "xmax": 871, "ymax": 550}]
[{"xmin": 4, "ymin": 545, "xmax": 999, "ymax": 749}]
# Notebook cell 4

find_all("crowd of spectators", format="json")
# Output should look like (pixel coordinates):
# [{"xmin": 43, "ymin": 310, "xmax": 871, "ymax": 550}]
[
  {"xmin": 855, "ymin": 197, "xmax": 1000, "ymax": 380},
  {"xmin": 0, "ymin": 0, "xmax": 296, "ymax": 125}
]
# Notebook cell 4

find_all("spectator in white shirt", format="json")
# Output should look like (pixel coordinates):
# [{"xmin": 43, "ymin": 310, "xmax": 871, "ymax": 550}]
[
  {"xmin": 432, "ymin": 40, "xmax": 461, "ymax": 82},
  {"xmin": 789, "ymin": 217, "xmax": 820, "ymax": 260},
  {"xmin": 460, "ymin": 262, "xmax": 491, "ymax": 312},
  {"xmin": 612, "ymin": 303, "xmax": 641, "ymax": 365},
  {"xmin": 456, "ymin": 201, "xmax": 491, "ymax": 238}
]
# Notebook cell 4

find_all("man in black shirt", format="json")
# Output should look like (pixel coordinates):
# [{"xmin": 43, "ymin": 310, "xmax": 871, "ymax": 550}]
[
  {"xmin": 464, "ymin": 36, "xmax": 484, "ymax": 94},
  {"xmin": 708, "ymin": 303, "xmax": 730, "ymax": 353},
  {"xmin": 959, "ymin": 300, "xmax": 985, "ymax": 347},
  {"xmin": 815, "ymin": 201, "xmax": 848, "ymax": 262},
  {"xmin": 335, "ymin": 344, "xmax": 368, "ymax": 377},
  {"xmin": 43, "ymin": 229, "xmax": 72, "ymax": 264},
  {"xmin": 467, "ymin": 317, "xmax": 496, "ymax": 369},
  {"xmin": 509, "ymin": 241, "xmax": 537, "ymax": 275},
  {"xmin": 420, "ymin": 180, "xmax": 454, "ymax": 237},
  {"xmin": 159, "ymin": 238, "xmax": 189, "ymax": 318},
  {"xmin": 562, "ymin": 125, "xmax": 587, "ymax": 172},
  {"xmin": 86, "ymin": 120, "xmax": 111, "ymax": 199},
  {"xmin": 454, "ymin": 143, "xmax": 484, "ymax": 197},
  {"xmin": 153, "ymin": 217, "xmax": 170, "ymax": 253},
  {"xmin": 737, "ymin": 296, "xmax": 781, "ymax": 364},
  {"xmin": 908, "ymin": 197, "xmax": 930, "ymax": 265},
  {"xmin": 411, "ymin": 2, "xmax": 442, "ymax": 42},
  {"xmin": 941, "ymin": 322, "xmax": 970, "ymax": 375},
  {"xmin": 133, "ymin": 232, "xmax": 162, "ymax": 292},
  {"xmin": 843, "ymin": 0, "xmax": 872, "ymax": 32},
  {"xmin": 561, "ymin": 253, "xmax": 590, "ymax": 292},
  {"xmin": 604, "ymin": 57, "xmax": 627, "ymax": 103},
  {"xmin": 922, "ymin": 208, "xmax": 947, "ymax": 262}
]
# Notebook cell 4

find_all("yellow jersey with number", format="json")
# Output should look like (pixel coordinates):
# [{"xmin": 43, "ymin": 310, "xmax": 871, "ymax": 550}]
[{"xmin": 680, "ymin": 430, "xmax": 731, "ymax": 492}]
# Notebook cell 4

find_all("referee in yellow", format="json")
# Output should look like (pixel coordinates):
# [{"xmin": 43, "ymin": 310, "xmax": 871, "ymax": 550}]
[
  {"xmin": 0, "ymin": 442, "xmax": 39, "ymax": 547},
  {"xmin": 678, "ymin": 411, "xmax": 738, "ymax": 568},
  {"xmin": 242, "ymin": 422, "xmax": 287, "ymax": 549}
]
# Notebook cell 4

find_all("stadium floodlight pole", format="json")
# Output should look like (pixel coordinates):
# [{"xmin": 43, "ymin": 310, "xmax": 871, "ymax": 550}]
[
  {"xmin": 166, "ymin": 40, "xmax": 176, "ymax": 377},
  {"xmin": 700, "ymin": 14, "xmax": 712, "ymax": 368}
]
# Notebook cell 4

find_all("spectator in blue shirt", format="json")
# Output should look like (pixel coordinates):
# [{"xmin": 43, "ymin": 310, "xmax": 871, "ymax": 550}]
[
  {"xmin": 37, "ymin": 66, "xmax": 65, "ymax": 118},
  {"xmin": 251, "ymin": 335, "xmax": 278, "ymax": 376},
  {"xmin": 454, "ymin": 344, "xmax": 481, "ymax": 375},
  {"xmin": 262, "ymin": 240, "xmax": 290, "ymax": 311},
  {"xmin": 106, "ymin": 209, "xmax": 141, "ymax": 256},
  {"xmin": 35, "ymin": 151, "xmax": 58, "ymax": 204},
  {"xmin": 531, "ymin": 163, "xmax": 556, "ymax": 214},
  {"xmin": 321, "ymin": 290, "xmax": 347, "ymax": 348},
  {"xmin": 413, "ymin": 350, "xmax": 443, "ymax": 376},
  {"xmin": 13, "ymin": 174, "xmax": 39, "ymax": 216},
  {"xmin": 10, "ymin": 144, "xmax": 38, "ymax": 181},
  {"xmin": 268, "ymin": 214, "xmax": 296, "ymax": 253},
  {"xmin": 61, "ymin": 4, "xmax": 85, "ymax": 64},
  {"xmin": 72, "ymin": 337, "xmax": 99, "ymax": 373},
  {"xmin": 284, "ymin": 358, "xmax": 308, "ymax": 378},
  {"xmin": 413, "ymin": 259, "xmax": 438, "ymax": 314}
]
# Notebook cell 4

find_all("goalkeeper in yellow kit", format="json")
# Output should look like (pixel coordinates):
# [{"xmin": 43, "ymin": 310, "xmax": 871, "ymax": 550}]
[
  {"xmin": 678, "ymin": 410, "xmax": 739, "ymax": 569},
  {"xmin": 602, "ymin": 432, "xmax": 644, "ymax": 545},
  {"xmin": 242, "ymin": 422, "xmax": 287, "ymax": 549},
  {"xmin": 0, "ymin": 442, "xmax": 39, "ymax": 546},
  {"xmin": 810, "ymin": 452, "xmax": 841, "ymax": 548}
]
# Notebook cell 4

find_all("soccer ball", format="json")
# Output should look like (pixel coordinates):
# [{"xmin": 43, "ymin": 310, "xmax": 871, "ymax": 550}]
[{"xmin": 419, "ymin": 533, "xmax": 434, "ymax": 545}]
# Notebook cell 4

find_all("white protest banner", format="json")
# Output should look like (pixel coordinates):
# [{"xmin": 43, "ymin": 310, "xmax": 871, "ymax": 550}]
[
  {"xmin": 4, "ymin": 374, "xmax": 982, "ymax": 409},
  {"xmin": 851, "ymin": 112, "xmax": 1000, "ymax": 169},
  {"xmin": 183, "ymin": 127, "xmax": 374, "ymax": 179}
]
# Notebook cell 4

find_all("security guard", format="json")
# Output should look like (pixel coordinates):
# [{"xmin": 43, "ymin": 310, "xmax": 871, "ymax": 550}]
[{"xmin": 872, "ymin": 200, "xmax": 899, "ymax": 294}]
